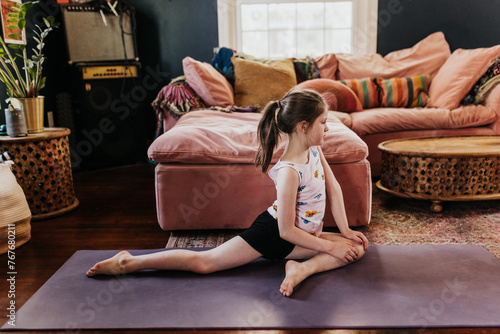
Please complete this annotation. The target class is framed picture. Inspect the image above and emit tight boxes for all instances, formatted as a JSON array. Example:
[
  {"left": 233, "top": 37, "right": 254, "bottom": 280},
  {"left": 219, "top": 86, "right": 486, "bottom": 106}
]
[{"left": 1, "top": 0, "right": 24, "bottom": 44}]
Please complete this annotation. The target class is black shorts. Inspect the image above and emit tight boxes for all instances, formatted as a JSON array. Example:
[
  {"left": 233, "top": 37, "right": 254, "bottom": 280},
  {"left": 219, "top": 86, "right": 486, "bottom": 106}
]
[{"left": 239, "top": 211, "right": 295, "bottom": 260}]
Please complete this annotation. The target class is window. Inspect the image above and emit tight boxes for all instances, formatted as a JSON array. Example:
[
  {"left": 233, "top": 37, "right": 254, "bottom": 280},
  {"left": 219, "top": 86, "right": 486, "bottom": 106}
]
[{"left": 217, "top": 0, "right": 378, "bottom": 58}]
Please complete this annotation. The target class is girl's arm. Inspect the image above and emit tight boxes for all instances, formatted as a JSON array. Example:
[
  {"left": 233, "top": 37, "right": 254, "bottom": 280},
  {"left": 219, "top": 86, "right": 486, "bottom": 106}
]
[
  {"left": 318, "top": 147, "right": 369, "bottom": 250},
  {"left": 275, "top": 167, "right": 346, "bottom": 254}
]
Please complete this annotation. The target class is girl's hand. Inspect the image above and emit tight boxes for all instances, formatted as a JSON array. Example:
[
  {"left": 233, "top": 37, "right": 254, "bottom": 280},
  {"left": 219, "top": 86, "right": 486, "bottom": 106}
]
[
  {"left": 342, "top": 229, "right": 369, "bottom": 251},
  {"left": 326, "top": 239, "right": 359, "bottom": 264}
]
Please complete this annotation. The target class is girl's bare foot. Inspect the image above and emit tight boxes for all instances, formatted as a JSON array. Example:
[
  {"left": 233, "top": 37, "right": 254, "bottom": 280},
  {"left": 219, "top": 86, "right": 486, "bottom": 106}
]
[
  {"left": 280, "top": 260, "right": 310, "bottom": 297},
  {"left": 86, "top": 251, "right": 133, "bottom": 276}
]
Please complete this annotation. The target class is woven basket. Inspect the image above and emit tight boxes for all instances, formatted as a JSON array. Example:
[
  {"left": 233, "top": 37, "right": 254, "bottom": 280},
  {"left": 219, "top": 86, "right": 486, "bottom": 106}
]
[{"left": 0, "top": 161, "right": 31, "bottom": 254}]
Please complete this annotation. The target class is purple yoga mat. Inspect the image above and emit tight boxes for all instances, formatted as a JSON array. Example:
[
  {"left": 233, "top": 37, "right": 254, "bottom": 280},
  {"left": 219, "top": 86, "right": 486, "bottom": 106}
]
[{"left": 2, "top": 245, "right": 500, "bottom": 330}]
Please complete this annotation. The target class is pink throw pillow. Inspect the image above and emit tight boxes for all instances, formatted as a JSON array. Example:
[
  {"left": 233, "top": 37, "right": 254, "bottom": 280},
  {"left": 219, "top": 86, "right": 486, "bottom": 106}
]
[
  {"left": 296, "top": 78, "right": 363, "bottom": 112},
  {"left": 182, "top": 57, "right": 234, "bottom": 107},
  {"left": 336, "top": 31, "right": 451, "bottom": 80},
  {"left": 428, "top": 45, "right": 500, "bottom": 109},
  {"left": 314, "top": 53, "right": 338, "bottom": 79}
]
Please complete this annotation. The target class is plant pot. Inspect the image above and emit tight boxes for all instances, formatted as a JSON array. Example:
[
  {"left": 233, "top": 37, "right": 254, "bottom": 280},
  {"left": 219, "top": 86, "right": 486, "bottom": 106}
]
[{"left": 11, "top": 96, "right": 45, "bottom": 134}]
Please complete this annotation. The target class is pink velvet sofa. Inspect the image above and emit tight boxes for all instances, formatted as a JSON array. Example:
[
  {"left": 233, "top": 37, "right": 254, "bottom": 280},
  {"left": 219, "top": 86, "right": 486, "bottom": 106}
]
[
  {"left": 148, "top": 31, "right": 500, "bottom": 231},
  {"left": 148, "top": 110, "right": 372, "bottom": 231}
]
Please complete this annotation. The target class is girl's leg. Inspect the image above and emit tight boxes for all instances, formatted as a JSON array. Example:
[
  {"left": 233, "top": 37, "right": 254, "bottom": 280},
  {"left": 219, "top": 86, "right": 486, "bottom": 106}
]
[
  {"left": 280, "top": 232, "right": 366, "bottom": 296},
  {"left": 86, "top": 236, "right": 262, "bottom": 276}
]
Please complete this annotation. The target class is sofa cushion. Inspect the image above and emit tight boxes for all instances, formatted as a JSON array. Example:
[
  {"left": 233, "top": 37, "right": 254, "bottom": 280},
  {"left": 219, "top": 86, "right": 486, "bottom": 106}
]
[
  {"left": 328, "top": 111, "right": 352, "bottom": 128},
  {"left": 336, "top": 32, "right": 450, "bottom": 80},
  {"left": 428, "top": 45, "right": 500, "bottom": 109},
  {"left": 148, "top": 110, "right": 367, "bottom": 165},
  {"left": 314, "top": 53, "right": 338, "bottom": 79},
  {"left": 232, "top": 57, "right": 297, "bottom": 108},
  {"left": 182, "top": 57, "right": 234, "bottom": 107},
  {"left": 350, "top": 104, "right": 497, "bottom": 136},
  {"left": 295, "top": 78, "right": 363, "bottom": 112},
  {"left": 340, "top": 75, "right": 431, "bottom": 109}
]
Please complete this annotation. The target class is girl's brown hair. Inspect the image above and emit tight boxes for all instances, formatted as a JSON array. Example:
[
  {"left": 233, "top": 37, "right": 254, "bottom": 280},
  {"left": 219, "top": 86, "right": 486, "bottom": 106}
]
[{"left": 254, "top": 89, "right": 327, "bottom": 173}]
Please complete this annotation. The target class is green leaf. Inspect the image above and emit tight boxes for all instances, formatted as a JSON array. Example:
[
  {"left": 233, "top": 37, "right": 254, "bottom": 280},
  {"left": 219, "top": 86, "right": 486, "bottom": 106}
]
[
  {"left": 8, "top": 13, "right": 19, "bottom": 17},
  {"left": 6, "top": 18, "right": 18, "bottom": 22},
  {"left": 6, "top": 25, "right": 19, "bottom": 30},
  {"left": 10, "top": 7, "right": 21, "bottom": 12},
  {"left": 18, "top": 19, "right": 25, "bottom": 30},
  {"left": 8, "top": 33, "right": 21, "bottom": 39},
  {"left": 38, "top": 76, "right": 46, "bottom": 90},
  {"left": 20, "top": 2, "right": 37, "bottom": 12},
  {"left": 8, "top": 43, "right": 21, "bottom": 49}
]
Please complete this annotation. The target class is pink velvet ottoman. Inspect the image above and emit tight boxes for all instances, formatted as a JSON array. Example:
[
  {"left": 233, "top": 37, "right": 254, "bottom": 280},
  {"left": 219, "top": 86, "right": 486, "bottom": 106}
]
[{"left": 148, "top": 110, "right": 372, "bottom": 230}]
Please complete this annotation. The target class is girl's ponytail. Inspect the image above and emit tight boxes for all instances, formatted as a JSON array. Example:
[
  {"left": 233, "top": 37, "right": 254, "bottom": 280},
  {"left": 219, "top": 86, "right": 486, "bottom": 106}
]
[
  {"left": 255, "top": 100, "right": 281, "bottom": 173},
  {"left": 254, "top": 89, "right": 327, "bottom": 173}
]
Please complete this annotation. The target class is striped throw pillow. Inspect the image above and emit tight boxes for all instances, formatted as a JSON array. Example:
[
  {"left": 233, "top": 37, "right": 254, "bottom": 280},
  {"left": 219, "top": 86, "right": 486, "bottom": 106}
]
[{"left": 340, "top": 75, "right": 431, "bottom": 108}]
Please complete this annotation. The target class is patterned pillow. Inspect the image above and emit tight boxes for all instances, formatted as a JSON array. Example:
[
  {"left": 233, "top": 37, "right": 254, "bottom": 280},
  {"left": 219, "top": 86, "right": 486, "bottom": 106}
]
[
  {"left": 340, "top": 75, "right": 431, "bottom": 108},
  {"left": 296, "top": 78, "right": 363, "bottom": 112},
  {"left": 293, "top": 57, "right": 321, "bottom": 83}
]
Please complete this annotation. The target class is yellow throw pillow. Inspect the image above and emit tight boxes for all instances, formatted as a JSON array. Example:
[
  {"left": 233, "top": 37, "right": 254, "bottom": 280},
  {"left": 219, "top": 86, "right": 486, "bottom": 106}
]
[{"left": 232, "top": 56, "right": 297, "bottom": 108}]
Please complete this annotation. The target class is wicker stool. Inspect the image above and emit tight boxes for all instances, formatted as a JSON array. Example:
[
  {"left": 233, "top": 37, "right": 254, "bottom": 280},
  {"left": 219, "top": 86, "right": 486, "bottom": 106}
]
[{"left": 0, "top": 128, "right": 79, "bottom": 220}]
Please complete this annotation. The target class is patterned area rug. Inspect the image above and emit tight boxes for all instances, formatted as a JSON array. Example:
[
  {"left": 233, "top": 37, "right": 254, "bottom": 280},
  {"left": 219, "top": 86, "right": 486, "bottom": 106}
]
[{"left": 166, "top": 187, "right": 500, "bottom": 258}]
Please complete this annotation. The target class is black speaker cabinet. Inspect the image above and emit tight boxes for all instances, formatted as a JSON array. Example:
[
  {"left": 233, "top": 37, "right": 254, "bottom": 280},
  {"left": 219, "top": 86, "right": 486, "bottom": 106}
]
[
  {"left": 61, "top": 4, "right": 137, "bottom": 63},
  {"left": 72, "top": 63, "right": 147, "bottom": 169}
]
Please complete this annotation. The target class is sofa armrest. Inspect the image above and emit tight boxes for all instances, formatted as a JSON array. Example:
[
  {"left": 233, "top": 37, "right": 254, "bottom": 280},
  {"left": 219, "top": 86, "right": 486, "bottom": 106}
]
[{"left": 484, "top": 84, "right": 500, "bottom": 134}]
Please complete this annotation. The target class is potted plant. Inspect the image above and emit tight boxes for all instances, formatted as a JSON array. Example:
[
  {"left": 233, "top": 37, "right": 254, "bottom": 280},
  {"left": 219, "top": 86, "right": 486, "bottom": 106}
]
[{"left": 0, "top": 0, "right": 59, "bottom": 133}]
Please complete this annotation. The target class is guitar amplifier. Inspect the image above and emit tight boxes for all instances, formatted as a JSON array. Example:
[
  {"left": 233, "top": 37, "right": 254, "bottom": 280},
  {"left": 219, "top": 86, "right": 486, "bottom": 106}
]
[
  {"left": 61, "top": 4, "right": 138, "bottom": 63},
  {"left": 72, "top": 63, "right": 147, "bottom": 169}
]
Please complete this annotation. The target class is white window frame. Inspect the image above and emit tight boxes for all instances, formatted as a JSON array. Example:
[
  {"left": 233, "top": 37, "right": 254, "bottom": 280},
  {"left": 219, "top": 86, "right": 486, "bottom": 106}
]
[{"left": 217, "top": 0, "right": 378, "bottom": 56}]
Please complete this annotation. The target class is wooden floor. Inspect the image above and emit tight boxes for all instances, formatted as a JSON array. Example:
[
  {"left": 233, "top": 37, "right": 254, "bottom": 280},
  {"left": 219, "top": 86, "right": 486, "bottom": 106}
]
[{"left": 0, "top": 163, "right": 497, "bottom": 334}]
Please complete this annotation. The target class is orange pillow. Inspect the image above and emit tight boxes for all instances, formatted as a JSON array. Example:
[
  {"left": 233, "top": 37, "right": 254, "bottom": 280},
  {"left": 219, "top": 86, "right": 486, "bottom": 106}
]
[
  {"left": 428, "top": 45, "right": 500, "bottom": 109},
  {"left": 296, "top": 78, "right": 363, "bottom": 112},
  {"left": 182, "top": 57, "right": 234, "bottom": 107}
]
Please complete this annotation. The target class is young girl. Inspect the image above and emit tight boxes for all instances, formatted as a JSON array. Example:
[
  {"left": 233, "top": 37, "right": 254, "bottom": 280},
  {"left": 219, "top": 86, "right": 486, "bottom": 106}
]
[{"left": 87, "top": 89, "right": 368, "bottom": 297}]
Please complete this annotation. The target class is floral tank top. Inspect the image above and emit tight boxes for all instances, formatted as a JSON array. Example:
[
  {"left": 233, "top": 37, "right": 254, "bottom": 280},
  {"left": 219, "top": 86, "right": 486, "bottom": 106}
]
[{"left": 267, "top": 146, "right": 326, "bottom": 236}]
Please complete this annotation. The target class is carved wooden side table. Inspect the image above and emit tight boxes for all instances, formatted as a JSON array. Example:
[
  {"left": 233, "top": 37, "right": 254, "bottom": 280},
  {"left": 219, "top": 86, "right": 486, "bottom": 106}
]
[
  {"left": 377, "top": 136, "right": 500, "bottom": 212},
  {"left": 0, "top": 128, "right": 79, "bottom": 220}
]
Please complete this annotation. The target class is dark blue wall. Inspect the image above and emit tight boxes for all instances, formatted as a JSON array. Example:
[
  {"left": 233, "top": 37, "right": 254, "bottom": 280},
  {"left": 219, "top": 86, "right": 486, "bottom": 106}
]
[
  {"left": 128, "top": 0, "right": 218, "bottom": 80},
  {"left": 377, "top": 0, "right": 500, "bottom": 55}
]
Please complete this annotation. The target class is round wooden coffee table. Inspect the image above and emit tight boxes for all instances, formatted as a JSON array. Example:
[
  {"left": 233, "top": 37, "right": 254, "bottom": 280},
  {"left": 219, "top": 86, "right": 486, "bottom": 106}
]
[
  {"left": 0, "top": 128, "right": 79, "bottom": 220},
  {"left": 376, "top": 136, "right": 500, "bottom": 212}
]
